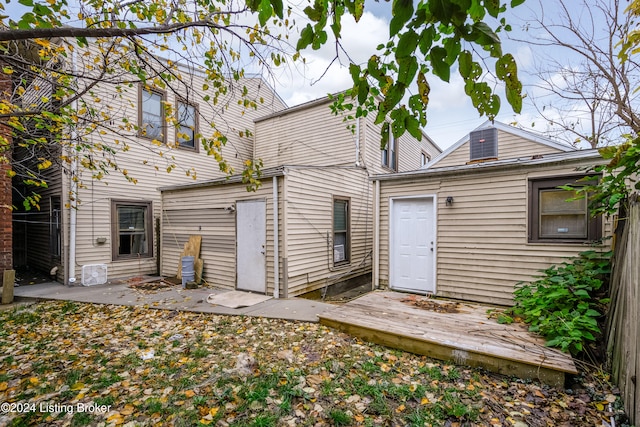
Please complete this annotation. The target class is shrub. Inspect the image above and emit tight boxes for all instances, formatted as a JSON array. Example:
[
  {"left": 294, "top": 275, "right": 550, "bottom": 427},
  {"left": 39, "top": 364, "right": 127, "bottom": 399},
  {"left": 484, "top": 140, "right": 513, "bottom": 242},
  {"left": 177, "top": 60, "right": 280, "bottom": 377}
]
[{"left": 510, "top": 250, "right": 611, "bottom": 355}]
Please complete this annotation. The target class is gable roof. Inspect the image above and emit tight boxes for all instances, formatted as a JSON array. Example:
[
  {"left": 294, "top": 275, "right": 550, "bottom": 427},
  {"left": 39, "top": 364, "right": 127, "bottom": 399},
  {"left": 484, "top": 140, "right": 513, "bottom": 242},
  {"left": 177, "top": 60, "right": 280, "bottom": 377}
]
[
  {"left": 372, "top": 148, "right": 602, "bottom": 182},
  {"left": 425, "top": 120, "right": 573, "bottom": 169}
]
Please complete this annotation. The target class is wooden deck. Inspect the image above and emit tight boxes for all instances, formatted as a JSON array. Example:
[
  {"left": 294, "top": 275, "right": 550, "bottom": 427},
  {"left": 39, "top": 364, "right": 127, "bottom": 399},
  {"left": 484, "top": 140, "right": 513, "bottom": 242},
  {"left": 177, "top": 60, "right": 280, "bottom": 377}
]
[{"left": 319, "top": 291, "right": 577, "bottom": 388}]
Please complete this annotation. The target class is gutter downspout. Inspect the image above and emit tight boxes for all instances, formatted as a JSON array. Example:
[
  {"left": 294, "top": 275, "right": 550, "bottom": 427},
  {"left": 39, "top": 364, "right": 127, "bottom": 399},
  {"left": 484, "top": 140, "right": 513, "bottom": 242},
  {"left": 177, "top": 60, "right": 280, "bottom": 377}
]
[
  {"left": 272, "top": 175, "right": 279, "bottom": 299},
  {"left": 68, "top": 50, "right": 78, "bottom": 285},
  {"left": 373, "top": 179, "right": 380, "bottom": 290},
  {"left": 355, "top": 117, "right": 361, "bottom": 167}
]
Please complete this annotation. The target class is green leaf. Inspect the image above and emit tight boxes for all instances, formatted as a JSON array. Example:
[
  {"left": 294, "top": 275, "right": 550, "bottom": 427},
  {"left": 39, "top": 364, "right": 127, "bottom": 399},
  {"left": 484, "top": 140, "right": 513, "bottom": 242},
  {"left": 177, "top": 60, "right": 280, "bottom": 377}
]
[
  {"left": 485, "top": 0, "right": 501, "bottom": 17},
  {"left": 349, "top": 63, "right": 361, "bottom": 82},
  {"left": 367, "top": 56, "right": 386, "bottom": 82},
  {"left": 430, "top": 46, "right": 449, "bottom": 82},
  {"left": 312, "top": 30, "right": 327, "bottom": 49},
  {"left": 303, "top": 5, "right": 323, "bottom": 22},
  {"left": 511, "top": 0, "right": 526, "bottom": 6},
  {"left": 396, "top": 30, "right": 420, "bottom": 58},
  {"left": 470, "top": 21, "right": 500, "bottom": 45},
  {"left": 390, "top": 0, "right": 414, "bottom": 37},
  {"left": 418, "top": 26, "right": 435, "bottom": 55},
  {"left": 458, "top": 51, "right": 472, "bottom": 78},
  {"left": 18, "top": 0, "right": 34, "bottom": 6},
  {"left": 271, "top": 0, "right": 283, "bottom": 18},
  {"left": 258, "top": 0, "right": 272, "bottom": 26},
  {"left": 506, "top": 86, "right": 522, "bottom": 113},
  {"left": 397, "top": 56, "right": 418, "bottom": 86},
  {"left": 443, "top": 37, "right": 461, "bottom": 65},
  {"left": 297, "top": 24, "right": 314, "bottom": 50},
  {"left": 405, "top": 115, "right": 421, "bottom": 139},
  {"left": 357, "top": 80, "right": 369, "bottom": 105}
]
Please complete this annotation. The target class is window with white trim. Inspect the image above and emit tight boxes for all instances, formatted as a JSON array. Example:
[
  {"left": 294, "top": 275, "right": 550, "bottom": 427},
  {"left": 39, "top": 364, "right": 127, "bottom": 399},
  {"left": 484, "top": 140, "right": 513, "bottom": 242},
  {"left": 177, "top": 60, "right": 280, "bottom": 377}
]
[
  {"left": 333, "top": 197, "right": 350, "bottom": 265},
  {"left": 112, "top": 200, "right": 153, "bottom": 260},
  {"left": 381, "top": 123, "right": 397, "bottom": 171},
  {"left": 420, "top": 151, "right": 430, "bottom": 167}
]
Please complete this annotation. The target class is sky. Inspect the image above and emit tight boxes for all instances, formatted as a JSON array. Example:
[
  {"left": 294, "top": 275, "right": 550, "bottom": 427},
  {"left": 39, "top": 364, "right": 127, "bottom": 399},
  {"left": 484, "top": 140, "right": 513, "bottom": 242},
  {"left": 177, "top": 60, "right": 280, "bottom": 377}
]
[
  {"left": 266, "top": 0, "right": 627, "bottom": 150},
  {"left": 4, "top": 0, "right": 625, "bottom": 151}
]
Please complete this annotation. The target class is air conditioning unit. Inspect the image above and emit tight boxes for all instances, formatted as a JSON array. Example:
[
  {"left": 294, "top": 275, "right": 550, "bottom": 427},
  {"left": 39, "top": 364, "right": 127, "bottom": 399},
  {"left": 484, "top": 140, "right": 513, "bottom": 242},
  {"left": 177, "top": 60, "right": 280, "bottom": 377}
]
[{"left": 82, "top": 264, "right": 108, "bottom": 286}]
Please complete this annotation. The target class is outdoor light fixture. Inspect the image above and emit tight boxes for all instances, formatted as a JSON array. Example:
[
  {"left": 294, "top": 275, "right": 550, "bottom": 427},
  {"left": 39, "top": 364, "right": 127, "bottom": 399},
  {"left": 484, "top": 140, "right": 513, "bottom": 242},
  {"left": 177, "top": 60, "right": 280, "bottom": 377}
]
[
  {"left": 446, "top": 196, "right": 454, "bottom": 206},
  {"left": 225, "top": 204, "right": 236, "bottom": 213}
]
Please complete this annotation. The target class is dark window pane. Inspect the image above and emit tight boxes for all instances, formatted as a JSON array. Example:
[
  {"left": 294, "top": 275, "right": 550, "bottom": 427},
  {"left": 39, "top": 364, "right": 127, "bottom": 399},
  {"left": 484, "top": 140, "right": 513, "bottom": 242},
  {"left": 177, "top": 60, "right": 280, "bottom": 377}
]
[
  {"left": 141, "top": 90, "right": 163, "bottom": 139},
  {"left": 333, "top": 200, "right": 348, "bottom": 231},
  {"left": 117, "top": 205, "right": 148, "bottom": 256},
  {"left": 177, "top": 102, "right": 196, "bottom": 148}
]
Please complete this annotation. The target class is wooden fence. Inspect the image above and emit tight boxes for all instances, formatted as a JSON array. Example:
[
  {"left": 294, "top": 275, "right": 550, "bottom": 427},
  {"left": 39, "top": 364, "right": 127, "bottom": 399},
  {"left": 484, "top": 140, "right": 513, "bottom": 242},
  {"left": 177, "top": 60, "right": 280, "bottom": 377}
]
[{"left": 606, "top": 193, "right": 639, "bottom": 425}]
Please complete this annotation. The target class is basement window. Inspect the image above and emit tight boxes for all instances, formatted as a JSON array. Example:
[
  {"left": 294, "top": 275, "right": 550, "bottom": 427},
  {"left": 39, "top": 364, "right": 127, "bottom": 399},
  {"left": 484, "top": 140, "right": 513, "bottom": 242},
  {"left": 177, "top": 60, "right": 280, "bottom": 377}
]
[
  {"left": 112, "top": 200, "right": 153, "bottom": 260},
  {"left": 529, "top": 176, "right": 601, "bottom": 243}
]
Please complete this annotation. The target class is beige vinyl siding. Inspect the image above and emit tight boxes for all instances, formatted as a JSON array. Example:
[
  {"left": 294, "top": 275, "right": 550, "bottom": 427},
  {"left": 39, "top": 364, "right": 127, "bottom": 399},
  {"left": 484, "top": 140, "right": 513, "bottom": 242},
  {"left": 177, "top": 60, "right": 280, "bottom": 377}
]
[
  {"left": 161, "top": 179, "right": 281, "bottom": 294},
  {"left": 68, "top": 72, "right": 284, "bottom": 280},
  {"left": 434, "top": 129, "right": 567, "bottom": 168},
  {"left": 254, "top": 99, "right": 357, "bottom": 168},
  {"left": 362, "top": 118, "right": 440, "bottom": 175},
  {"left": 284, "top": 167, "right": 373, "bottom": 296},
  {"left": 378, "top": 160, "right": 610, "bottom": 306}
]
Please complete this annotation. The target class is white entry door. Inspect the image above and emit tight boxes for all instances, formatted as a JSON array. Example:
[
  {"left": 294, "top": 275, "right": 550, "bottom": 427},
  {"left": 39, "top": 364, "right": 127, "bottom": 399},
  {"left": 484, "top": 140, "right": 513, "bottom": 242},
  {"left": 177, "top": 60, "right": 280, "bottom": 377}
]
[
  {"left": 236, "top": 199, "right": 267, "bottom": 293},
  {"left": 390, "top": 197, "right": 436, "bottom": 294}
]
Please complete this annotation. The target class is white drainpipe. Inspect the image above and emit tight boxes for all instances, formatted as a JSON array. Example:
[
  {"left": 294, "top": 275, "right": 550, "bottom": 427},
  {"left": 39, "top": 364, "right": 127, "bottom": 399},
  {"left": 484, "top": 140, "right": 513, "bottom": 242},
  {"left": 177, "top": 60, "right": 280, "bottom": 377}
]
[
  {"left": 355, "top": 117, "right": 361, "bottom": 167},
  {"left": 68, "top": 50, "right": 78, "bottom": 285},
  {"left": 373, "top": 179, "right": 380, "bottom": 290},
  {"left": 273, "top": 175, "right": 279, "bottom": 298}
]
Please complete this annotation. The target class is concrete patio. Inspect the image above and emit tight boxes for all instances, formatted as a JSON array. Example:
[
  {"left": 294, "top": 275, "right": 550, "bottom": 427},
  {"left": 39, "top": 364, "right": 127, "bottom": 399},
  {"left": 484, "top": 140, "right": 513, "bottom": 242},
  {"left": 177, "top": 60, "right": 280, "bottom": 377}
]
[{"left": 9, "top": 280, "right": 334, "bottom": 322}]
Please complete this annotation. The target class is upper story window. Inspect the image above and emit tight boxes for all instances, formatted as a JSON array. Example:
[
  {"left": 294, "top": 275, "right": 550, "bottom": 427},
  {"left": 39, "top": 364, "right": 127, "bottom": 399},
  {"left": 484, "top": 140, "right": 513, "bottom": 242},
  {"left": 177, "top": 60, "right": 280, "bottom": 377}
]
[
  {"left": 176, "top": 99, "right": 198, "bottom": 150},
  {"left": 528, "top": 176, "right": 601, "bottom": 243},
  {"left": 382, "top": 123, "right": 398, "bottom": 171},
  {"left": 139, "top": 86, "right": 165, "bottom": 142},
  {"left": 469, "top": 128, "right": 498, "bottom": 162},
  {"left": 420, "top": 151, "right": 430, "bottom": 167}
]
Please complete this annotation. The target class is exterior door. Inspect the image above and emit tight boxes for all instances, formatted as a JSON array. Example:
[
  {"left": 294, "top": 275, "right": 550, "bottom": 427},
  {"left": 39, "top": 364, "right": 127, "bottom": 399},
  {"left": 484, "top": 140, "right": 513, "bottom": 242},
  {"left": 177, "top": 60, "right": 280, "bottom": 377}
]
[
  {"left": 390, "top": 196, "right": 436, "bottom": 294},
  {"left": 236, "top": 199, "right": 267, "bottom": 293}
]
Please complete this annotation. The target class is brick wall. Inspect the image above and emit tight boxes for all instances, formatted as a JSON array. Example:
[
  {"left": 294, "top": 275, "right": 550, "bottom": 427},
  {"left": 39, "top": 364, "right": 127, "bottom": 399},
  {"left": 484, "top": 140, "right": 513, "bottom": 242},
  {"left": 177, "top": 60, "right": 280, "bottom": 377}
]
[{"left": 0, "top": 68, "right": 12, "bottom": 273}]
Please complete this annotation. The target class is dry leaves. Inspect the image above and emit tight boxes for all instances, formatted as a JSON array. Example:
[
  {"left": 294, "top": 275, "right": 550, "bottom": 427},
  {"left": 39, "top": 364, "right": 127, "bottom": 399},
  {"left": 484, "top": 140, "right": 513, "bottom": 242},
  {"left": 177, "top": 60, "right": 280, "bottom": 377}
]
[{"left": 0, "top": 301, "right": 629, "bottom": 426}]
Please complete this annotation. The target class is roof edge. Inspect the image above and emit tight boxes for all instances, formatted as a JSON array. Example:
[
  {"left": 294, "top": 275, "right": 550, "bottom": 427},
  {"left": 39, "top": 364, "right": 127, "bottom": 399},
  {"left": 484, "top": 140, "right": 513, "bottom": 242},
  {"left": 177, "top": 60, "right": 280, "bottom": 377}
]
[
  {"left": 372, "top": 149, "right": 603, "bottom": 182},
  {"left": 159, "top": 166, "right": 285, "bottom": 192},
  {"left": 426, "top": 120, "right": 574, "bottom": 169}
]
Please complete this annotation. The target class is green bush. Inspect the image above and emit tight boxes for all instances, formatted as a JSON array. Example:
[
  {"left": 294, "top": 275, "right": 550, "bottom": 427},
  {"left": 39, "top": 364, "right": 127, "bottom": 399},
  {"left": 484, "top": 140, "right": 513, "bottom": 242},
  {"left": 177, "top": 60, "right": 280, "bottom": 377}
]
[{"left": 510, "top": 250, "right": 611, "bottom": 355}]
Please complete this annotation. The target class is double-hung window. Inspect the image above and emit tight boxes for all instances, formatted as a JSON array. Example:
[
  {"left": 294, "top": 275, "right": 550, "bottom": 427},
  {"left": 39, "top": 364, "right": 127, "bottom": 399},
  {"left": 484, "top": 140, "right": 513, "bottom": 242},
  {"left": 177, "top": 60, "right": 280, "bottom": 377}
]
[
  {"left": 139, "top": 87, "right": 165, "bottom": 142},
  {"left": 112, "top": 200, "right": 153, "bottom": 260},
  {"left": 420, "top": 151, "right": 430, "bottom": 167},
  {"left": 381, "top": 123, "right": 397, "bottom": 171},
  {"left": 333, "top": 197, "right": 350, "bottom": 265},
  {"left": 529, "top": 176, "right": 601, "bottom": 243},
  {"left": 176, "top": 99, "right": 198, "bottom": 150}
]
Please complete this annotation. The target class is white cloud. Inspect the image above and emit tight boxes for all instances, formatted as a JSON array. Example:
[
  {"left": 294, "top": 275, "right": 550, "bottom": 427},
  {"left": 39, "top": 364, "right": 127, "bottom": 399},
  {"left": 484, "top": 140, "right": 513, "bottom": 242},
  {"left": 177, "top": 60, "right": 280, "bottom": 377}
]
[{"left": 270, "top": 10, "right": 389, "bottom": 106}]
